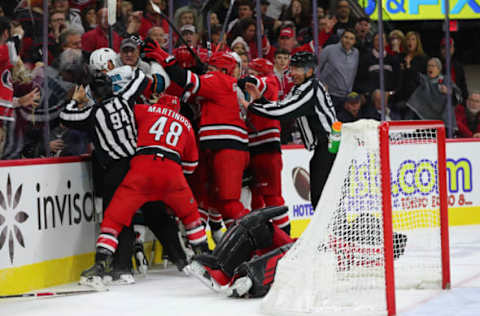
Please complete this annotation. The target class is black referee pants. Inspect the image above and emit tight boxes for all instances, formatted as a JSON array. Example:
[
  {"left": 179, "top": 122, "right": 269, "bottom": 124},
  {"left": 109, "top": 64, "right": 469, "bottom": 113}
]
[
  {"left": 93, "top": 157, "right": 136, "bottom": 271},
  {"left": 309, "top": 143, "right": 336, "bottom": 210}
]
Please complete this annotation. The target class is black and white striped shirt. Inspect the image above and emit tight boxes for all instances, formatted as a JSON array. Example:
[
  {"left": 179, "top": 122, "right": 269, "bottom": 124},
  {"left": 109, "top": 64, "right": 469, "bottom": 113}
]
[
  {"left": 249, "top": 77, "right": 337, "bottom": 151},
  {"left": 60, "top": 69, "right": 148, "bottom": 166}
]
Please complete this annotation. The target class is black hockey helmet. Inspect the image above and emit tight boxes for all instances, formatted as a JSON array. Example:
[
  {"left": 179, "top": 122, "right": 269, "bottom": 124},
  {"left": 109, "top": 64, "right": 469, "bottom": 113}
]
[
  {"left": 88, "top": 70, "right": 113, "bottom": 101},
  {"left": 290, "top": 52, "right": 317, "bottom": 69}
]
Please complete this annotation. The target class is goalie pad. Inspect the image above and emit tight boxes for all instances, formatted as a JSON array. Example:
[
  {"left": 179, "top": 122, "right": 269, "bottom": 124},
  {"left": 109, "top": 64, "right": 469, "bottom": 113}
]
[
  {"left": 230, "top": 243, "right": 293, "bottom": 298},
  {"left": 195, "top": 206, "right": 288, "bottom": 277}
]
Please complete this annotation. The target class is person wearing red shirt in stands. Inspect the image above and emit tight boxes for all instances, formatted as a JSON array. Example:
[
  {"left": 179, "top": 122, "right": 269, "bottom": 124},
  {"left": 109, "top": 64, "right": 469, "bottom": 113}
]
[
  {"left": 144, "top": 40, "right": 250, "bottom": 228},
  {"left": 292, "top": 15, "right": 339, "bottom": 56},
  {"left": 82, "top": 7, "right": 122, "bottom": 52},
  {"left": 137, "top": 0, "right": 169, "bottom": 40},
  {"left": 456, "top": 92, "right": 480, "bottom": 138}
]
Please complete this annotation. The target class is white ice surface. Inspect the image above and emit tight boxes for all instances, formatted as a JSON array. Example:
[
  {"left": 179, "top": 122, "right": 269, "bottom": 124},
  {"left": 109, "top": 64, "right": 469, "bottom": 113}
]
[{"left": 1, "top": 225, "right": 479, "bottom": 316}]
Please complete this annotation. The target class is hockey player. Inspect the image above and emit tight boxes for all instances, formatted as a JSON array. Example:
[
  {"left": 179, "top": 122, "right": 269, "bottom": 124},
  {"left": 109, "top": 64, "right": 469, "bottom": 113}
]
[
  {"left": 244, "top": 52, "right": 337, "bottom": 209},
  {"left": 143, "top": 39, "right": 250, "bottom": 228},
  {"left": 80, "top": 94, "right": 209, "bottom": 287},
  {"left": 186, "top": 208, "right": 408, "bottom": 298},
  {"left": 238, "top": 58, "right": 290, "bottom": 234},
  {"left": 88, "top": 47, "right": 188, "bottom": 274}
]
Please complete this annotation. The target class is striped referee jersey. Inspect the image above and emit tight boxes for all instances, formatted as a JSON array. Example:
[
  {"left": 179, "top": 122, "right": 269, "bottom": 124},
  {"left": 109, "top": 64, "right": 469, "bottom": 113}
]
[
  {"left": 249, "top": 77, "right": 337, "bottom": 151},
  {"left": 60, "top": 69, "right": 148, "bottom": 166}
]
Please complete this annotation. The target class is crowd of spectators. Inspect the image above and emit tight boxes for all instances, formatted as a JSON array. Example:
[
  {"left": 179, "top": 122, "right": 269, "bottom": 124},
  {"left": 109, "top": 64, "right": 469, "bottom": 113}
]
[{"left": 0, "top": 0, "right": 479, "bottom": 160}]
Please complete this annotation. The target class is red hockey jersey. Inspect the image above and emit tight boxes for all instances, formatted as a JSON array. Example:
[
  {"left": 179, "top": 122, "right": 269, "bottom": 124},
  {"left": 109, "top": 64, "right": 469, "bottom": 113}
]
[
  {"left": 247, "top": 74, "right": 281, "bottom": 154},
  {"left": 185, "top": 70, "right": 248, "bottom": 151},
  {"left": 273, "top": 69, "right": 294, "bottom": 101},
  {"left": 0, "top": 44, "right": 14, "bottom": 124},
  {"left": 134, "top": 104, "right": 198, "bottom": 174}
]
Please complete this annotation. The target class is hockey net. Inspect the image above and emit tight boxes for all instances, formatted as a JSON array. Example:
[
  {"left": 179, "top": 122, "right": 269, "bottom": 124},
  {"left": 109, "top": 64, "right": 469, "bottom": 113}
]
[{"left": 262, "top": 120, "right": 450, "bottom": 316}]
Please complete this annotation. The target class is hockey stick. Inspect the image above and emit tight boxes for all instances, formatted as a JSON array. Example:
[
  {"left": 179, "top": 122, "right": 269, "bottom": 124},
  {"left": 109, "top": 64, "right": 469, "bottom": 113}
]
[
  {"left": 149, "top": 0, "right": 206, "bottom": 70},
  {"left": 217, "top": 0, "right": 236, "bottom": 52},
  {"left": 0, "top": 288, "right": 105, "bottom": 299}
]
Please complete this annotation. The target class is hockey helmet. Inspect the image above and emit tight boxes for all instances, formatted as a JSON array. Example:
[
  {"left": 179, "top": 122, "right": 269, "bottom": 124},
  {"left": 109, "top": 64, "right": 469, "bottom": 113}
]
[
  {"left": 248, "top": 58, "right": 274, "bottom": 76},
  {"left": 157, "top": 94, "right": 181, "bottom": 112},
  {"left": 290, "top": 51, "right": 317, "bottom": 69},
  {"left": 89, "top": 48, "right": 117, "bottom": 72},
  {"left": 207, "top": 52, "right": 237, "bottom": 76}
]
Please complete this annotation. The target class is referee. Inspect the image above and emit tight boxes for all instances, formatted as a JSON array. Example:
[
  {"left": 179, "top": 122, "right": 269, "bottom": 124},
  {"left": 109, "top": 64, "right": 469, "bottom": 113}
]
[
  {"left": 245, "top": 52, "right": 337, "bottom": 209},
  {"left": 60, "top": 69, "right": 148, "bottom": 281}
]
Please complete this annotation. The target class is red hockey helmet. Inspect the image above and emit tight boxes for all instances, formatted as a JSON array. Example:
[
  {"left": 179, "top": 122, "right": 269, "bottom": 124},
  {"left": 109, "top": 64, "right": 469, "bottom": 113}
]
[
  {"left": 173, "top": 46, "right": 196, "bottom": 69},
  {"left": 207, "top": 52, "right": 237, "bottom": 76},
  {"left": 156, "top": 94, "right": 181, "bottom": 112},
  {"left": 248, "top": 58, "right": 274, "bottom": 76}
]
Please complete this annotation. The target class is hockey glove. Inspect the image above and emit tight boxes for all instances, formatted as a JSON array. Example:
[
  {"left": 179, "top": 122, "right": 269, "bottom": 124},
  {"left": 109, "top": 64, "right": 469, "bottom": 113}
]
[{"left": 143, "top": 37, "right": 175, "bottom": 67}]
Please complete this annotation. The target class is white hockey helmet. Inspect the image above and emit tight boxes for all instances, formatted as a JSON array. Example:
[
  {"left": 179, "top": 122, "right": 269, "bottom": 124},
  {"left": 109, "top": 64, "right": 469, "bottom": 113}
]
[{"left": 89, "top": 48, "right": 117, "bottom": 72}]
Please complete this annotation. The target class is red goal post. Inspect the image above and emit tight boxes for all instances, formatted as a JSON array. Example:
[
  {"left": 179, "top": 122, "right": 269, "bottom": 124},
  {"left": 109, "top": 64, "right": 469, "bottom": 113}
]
[{"left": 379, "top": 121, "right": 451, "bottom": 316}]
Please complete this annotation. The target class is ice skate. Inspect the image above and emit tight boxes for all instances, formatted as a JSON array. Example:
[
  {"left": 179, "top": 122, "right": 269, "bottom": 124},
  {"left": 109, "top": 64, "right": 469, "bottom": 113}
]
[
  {"left": 228, "top": 276, "right": 253, "bottom": 298},
  {"left": 134, "top": 242, "right": 149, "bottom": 275},
  {"left": 79, "top": 252, "right": 113, "bottom": 290}
]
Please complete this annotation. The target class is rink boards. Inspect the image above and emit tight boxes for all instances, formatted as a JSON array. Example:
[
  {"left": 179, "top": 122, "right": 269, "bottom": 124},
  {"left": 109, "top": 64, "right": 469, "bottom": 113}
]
[{"left": 0, "top": 140, "right": 479, "bottom": 295}]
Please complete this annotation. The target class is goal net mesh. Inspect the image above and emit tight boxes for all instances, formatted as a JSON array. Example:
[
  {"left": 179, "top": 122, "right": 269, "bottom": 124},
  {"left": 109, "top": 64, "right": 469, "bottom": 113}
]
[{"left": 261, "top": 120, "right": 443, "bottom": 315}]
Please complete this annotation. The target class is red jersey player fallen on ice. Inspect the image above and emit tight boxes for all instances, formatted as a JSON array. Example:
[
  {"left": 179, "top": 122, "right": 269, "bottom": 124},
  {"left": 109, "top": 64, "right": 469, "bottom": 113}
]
[
  {"left": 185, "top": 209, "right": 409, "bottom": 298},
  {"left": 80, "top": 94, "right": 209, "bottom": 288}
]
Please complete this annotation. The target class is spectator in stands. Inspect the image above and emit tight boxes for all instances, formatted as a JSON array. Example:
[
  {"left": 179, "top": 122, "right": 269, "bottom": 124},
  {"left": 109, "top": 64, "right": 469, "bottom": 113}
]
[
  {"left": 175, "top": 6, "right": 201, "bottom": 34},
  {"left": 337, "top": 91, "right": 362, "bottom": 123},
  {"left": 354, "top": 17, "right": 372, "bottom": 56},
  {"left": 266, "top": 0, "right": 291, "bottom": 20},
  {"left": 333, "top": 0, "right": 356, "bottom": 37},
  {"left": 260, "top": 0, "right": 278, "bottom": 43},
  {"left": 354, "top": 32, "right": 401, "bottom": 96},
  {"left": 273, "top": 48, "right": 294, "bottom": 100},
  {"left": 49, "top": 11, "right": 68, "bottom": 48},
  {"left": 228, "top": 0, "right": 254, "bottom": 33},
  {"left": 48, "top": 123, "right": 89, "bottom": 157},
  {"left": 230, "top": 18, "right": 273, "bottom": 60},
  {"left": 367, "top": 89, "right": 402, "bottom": 121},
  {"left": 279, "top": 0, "right": 311, "bottom": 43},
  {"left": 82, "top": 7, "right": 122, "bottom": 53},
  {"left": 439, "top": 38, "right": 469, "bottom": 104},
  {"left": 0, "top": 5, "right": 4, "bottom": 17},
  {"left": 52, "top": 0, "right": 84, "bottom": 32},
  {"left": 147, "top": 26, "right": 168, "bottom": 49},
  {"left": 292, "top": 14, "right": 338, "bottom": 55},
  {"left": 138, "top": 0, "right": 169, "bottom": 40},
  {"left": 209, "top": 12, "right": 220, "bottom": 27},
  {"left": 388, "top": 29, "right": 404, "bottom": 55},
  {"left": 405, "top": 57, "right": 461, "bottom": 134},
  {"left": 59, "top": 28, "right": 83, "bottom": 51},
  {"left": 14, "top": 0, "right": 44, "bottom": 63},
  {"left": 81, "top": 6, "right": 97, "bottom": 32},
  {"left": 276, "top": 27, "right": 297, "bottom": 54},
  {"left": 455, "top": 92, "right": 480, "bottom": 138},
  {"left": 396, "top": 31, "right": 428, "bottom": 102},
  {"left": 116, "top": 38, "right": 151, "bottom": 76},
  {"left": 231, "top": 36, "right": 250, "bottom": 55},
  {"left": 318, "top": 29, "right": 359, "bottom": 110}
]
